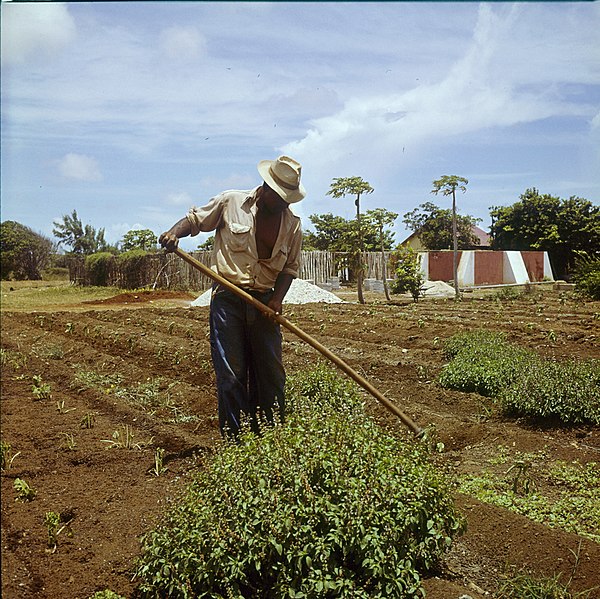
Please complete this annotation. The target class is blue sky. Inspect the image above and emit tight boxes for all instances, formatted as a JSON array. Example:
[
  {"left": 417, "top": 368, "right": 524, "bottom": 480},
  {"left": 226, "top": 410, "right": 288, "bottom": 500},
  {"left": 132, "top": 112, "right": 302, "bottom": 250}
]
[{"left": 1, "top": 1, "right": 599, "bottom": 252}]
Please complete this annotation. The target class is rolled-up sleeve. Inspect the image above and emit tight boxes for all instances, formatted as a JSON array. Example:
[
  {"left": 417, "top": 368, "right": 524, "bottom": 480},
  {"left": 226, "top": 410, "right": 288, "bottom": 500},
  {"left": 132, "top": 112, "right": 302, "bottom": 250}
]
[{"left": 186, "top": 194, "right": 226, "bottom": 236}]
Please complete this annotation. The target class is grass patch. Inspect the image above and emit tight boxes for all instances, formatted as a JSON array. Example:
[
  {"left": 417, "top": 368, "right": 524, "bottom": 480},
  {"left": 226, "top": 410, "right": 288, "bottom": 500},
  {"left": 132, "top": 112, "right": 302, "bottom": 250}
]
[
  {"left": 135, "top": 364, "right": 463, "bottom": 598},
  {"left": 0, "top": 281, "right": 120, "bottom": 311},
  {"left": 495, "top": 569, "right": 595, "bottom": 598}
]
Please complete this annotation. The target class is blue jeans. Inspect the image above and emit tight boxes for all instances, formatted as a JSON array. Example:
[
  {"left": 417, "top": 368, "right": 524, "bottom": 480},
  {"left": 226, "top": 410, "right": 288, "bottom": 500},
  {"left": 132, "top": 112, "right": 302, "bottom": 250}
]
[{"left": 209, "top": 284, "right": 285, "bottom": 437}]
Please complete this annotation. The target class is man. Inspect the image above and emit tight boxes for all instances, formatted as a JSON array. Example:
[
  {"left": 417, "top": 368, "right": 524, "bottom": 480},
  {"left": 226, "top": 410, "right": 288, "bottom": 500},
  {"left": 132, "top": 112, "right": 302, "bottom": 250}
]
[{"left": 159, "top": 155, "right": 305, "bottom": 437}]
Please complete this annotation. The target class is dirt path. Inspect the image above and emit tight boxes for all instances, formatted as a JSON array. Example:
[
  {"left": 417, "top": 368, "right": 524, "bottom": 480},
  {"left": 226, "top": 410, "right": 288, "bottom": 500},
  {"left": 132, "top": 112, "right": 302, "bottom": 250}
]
[{"left": 1, "top": 288, "right": 599, "bottom": 598}]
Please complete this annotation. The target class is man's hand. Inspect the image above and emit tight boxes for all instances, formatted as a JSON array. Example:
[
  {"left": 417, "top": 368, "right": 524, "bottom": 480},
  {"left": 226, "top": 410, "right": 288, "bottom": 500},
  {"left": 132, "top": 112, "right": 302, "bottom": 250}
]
[
  {"left": 268, "top": 297, "right": 283, "bottom": 316},
  {"left": 159, "top": 231, "right": 180, "bottom": 253},
  {"left": 159, "top": 217, "right": 192, "bottom": 252}
]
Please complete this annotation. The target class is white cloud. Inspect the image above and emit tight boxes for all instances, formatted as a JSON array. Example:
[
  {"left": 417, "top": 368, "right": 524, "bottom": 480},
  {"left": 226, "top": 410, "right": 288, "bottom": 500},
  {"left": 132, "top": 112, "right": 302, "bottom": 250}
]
[
  {"left": 1, "top": 3, "right": 76, "bottom": 66},
  {"left": 159, "top": 25, "right": 206, "bottom": 60},
  {"left": 165, "top": 192, "right": 193, "bottom": 206},
  {"left": 282, "top": 3, "right": 597, "bottom": 181},
  {"left": 199, "top": 174, "right": 257, "bottom": 193},
  {"left": 58, "top": 153, "right": 103, "bottom": 182}
]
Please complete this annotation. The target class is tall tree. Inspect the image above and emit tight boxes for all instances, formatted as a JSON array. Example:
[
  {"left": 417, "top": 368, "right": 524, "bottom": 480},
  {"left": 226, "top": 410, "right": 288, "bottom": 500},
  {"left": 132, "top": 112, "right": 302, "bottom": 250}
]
[
  {"left": 53, "top": 210, "right": 108, "bottom": 255},
  {"left": 365, "top": 208, "right": 398, "bottom": 301},
  {"left": 120, "top": 228, "right": 158, "bottom": 252},
  {"left": 403, "top": 202, "right": 481, "bottom": 250},
  {"left": 0, "top": 221, "right": 55, "bottom": 280},
  {"left": 327, "top": 176, "right": 374, "bottom": 303},
  {"left": 431, "top": 175, "right": 468, "bottom": 299},
  {"left": 489, "top": 189, "right": 600, "bottom": 279}
]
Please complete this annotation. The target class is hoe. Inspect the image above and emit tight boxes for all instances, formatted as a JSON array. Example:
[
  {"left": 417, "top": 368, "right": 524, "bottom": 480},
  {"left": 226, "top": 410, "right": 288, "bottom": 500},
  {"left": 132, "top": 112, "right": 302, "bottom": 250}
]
[{"left": 174, "top": 247, "right": 423, "bottom": 437}]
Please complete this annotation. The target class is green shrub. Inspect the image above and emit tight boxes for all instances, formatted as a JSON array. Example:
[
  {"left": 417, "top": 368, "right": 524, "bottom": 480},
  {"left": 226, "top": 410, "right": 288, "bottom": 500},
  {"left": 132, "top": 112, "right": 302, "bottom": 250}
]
[
  {"left": 389, "top": 246, "right": 425, "bottom": 302},
  {"left": 500, "top": 357, "right": 600, "bottom": 425},
  {"left": 439, "top": 330, "right": 600, "bottom": 425},
  {"left": 135, "top": 365, "right": 463, "bottom": 598},
  {"left": 572, "top": 251, "right": 600, "bottom": 300},
  {"left": 85, "top": 252, "right": 115, "bottom": 286},
  {"left": 115, "top": 249, "right": 152, "bottom": 289},
  {"left": 439, "top": 330, "right": 531, "bottom": 397}
]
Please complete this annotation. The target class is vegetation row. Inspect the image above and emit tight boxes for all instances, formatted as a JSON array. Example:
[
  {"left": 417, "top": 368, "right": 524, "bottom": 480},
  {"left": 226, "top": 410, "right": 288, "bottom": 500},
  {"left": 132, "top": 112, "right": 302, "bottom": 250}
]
[
  {"left": 439, "top": 330, "right": 600, "bottom": 425},
  {"left": 134, "top": 364, "right": 464, "bottom": 598}
]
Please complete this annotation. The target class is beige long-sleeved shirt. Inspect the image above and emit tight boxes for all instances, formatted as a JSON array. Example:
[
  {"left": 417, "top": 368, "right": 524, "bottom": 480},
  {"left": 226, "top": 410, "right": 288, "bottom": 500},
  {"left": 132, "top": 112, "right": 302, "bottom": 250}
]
[{"left": 186, "top": 187, "right": 302, "bottom": 291}]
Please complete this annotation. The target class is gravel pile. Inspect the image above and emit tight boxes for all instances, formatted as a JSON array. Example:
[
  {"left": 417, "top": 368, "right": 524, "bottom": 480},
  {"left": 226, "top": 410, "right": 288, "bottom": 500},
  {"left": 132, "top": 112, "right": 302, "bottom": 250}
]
[{"left": 190, "top": 278, "right": 344, "bottom": 307}]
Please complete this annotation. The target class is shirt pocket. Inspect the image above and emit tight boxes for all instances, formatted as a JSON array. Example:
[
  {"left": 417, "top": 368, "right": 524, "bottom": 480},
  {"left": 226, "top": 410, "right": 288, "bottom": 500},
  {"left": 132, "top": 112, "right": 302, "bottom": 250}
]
[
  {"left": 269, "top": 244, "right": 288, "bottom": 271},
  {"left": 226, "top": 223, "right": 252, "bottom": 252}
]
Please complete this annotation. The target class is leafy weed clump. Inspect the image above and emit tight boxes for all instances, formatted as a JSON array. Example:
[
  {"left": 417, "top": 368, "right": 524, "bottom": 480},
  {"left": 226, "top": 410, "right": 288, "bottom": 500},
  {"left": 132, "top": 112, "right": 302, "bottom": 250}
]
[
  {"left": 439, "top": 330, "right": 531, "bottom": 397},
  {"left": 500, "top": 357, "right": 599, "bottom": 425},
  {"left": 135, "top": 364, "right": 463, "bottom": 598},
  {"left": 439, "top": 330, "right": 599, "bottom": 425}
]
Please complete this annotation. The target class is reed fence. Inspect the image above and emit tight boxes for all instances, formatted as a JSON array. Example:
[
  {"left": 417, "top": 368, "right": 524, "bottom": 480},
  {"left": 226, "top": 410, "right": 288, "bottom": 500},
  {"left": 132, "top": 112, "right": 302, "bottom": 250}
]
[{"left": 68, "top": 250, "right": 394, "bottom": 291}]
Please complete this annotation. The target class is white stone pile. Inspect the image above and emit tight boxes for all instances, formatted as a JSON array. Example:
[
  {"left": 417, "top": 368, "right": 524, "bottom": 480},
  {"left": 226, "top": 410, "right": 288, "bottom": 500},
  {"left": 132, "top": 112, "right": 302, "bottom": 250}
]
[{"left": 190, "top": 278, "right": 344, "bottom": 307}]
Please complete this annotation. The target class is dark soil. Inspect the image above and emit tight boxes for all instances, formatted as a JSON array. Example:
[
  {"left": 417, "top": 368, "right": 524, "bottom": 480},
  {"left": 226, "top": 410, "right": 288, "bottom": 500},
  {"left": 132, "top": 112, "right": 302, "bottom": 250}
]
[{"left": 1, "top": 287, "right": 599, "bottom": 598}]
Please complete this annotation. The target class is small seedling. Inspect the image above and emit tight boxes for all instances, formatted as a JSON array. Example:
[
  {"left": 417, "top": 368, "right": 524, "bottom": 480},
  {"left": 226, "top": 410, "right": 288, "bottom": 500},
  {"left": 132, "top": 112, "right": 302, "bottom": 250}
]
[
  {"left": 44, "top": 511, "right": 66, "bottom": 551},
  {"left": 80, "top": 412, "right": 97, "bottom": 429},
  {"left": 507, "top": 458, "right": 533, "bottom": 495},
  {"left": 59, "top": 432, "right": 77, "bottom": 451},
  {"left": 65, "top": 322, "right": 74, "bottom": 334},
  {"left": 32, "top": 375, "right": 52, "bottom": 400},
  {"left": 14, "top": 478, "right": 36, "bottom": 502},
  {"left": 56, "top": 399, "right": 76, "bottom": 414},
  {"left": 102, "top": 425, "right": 152, "bottom": 450},
  {"left": 1, "top": 441, "right": 21, "bottom": 471},
  {"left": 150, "top": 447, "right": 168, "bottom": 477}
]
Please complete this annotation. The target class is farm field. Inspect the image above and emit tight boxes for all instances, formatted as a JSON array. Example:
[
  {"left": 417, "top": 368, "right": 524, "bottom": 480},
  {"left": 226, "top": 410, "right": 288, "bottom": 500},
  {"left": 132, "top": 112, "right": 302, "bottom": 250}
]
[{"left": 1, "top": 282, "right": 599, "bottom": 598}]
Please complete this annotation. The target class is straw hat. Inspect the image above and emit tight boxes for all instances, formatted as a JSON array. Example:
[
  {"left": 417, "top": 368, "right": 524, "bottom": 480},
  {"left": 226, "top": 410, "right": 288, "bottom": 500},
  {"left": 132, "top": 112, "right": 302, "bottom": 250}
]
[{"left": 257, "top": 155, "right": 306, "bottom": 204}]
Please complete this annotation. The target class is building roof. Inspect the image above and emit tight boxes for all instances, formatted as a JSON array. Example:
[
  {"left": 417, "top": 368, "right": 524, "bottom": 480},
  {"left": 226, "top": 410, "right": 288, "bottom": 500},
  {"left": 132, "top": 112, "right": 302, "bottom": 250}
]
[{"left": 401, "top": 224, "right": 490, "bottom": 248}]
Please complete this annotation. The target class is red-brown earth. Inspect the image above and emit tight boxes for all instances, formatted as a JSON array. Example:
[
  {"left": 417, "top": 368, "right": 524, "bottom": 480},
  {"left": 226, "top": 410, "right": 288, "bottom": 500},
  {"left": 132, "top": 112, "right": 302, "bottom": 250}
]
[{"left": 1, "top": 286, "right": 599, "bottom": 598}]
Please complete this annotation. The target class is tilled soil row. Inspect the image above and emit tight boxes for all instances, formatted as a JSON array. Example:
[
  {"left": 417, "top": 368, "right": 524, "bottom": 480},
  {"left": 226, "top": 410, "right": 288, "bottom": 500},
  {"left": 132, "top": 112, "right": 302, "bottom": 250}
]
[{"left": 2, "top": 294, "right": 599, "bottom": 598}]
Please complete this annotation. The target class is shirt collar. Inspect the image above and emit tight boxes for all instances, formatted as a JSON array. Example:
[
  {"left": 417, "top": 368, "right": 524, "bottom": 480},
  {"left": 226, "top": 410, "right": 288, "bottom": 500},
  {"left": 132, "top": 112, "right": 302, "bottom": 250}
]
[{"left": 243, "top": 186, "right": 262, "bottom": 208}]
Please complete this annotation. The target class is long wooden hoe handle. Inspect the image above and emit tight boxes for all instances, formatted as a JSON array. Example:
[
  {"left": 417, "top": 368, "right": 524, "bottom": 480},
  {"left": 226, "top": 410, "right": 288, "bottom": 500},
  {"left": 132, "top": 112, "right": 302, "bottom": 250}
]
[{"left": 173, "top": 247, "right": 423, "bottom": 437}]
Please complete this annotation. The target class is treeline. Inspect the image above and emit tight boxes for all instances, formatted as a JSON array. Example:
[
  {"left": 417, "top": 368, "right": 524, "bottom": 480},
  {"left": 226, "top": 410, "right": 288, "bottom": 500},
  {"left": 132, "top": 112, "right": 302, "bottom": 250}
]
[{"left": 2, "top": 183, "right": 598, "bottom": 289}]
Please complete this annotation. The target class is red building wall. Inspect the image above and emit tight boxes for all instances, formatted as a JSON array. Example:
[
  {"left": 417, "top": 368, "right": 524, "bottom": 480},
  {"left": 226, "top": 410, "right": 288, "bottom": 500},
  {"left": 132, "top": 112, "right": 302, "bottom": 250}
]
[
  {"left": 428, "top": 251, "right": 461, "bottom": 281},
  {"left": 521, "top": 251, "right": 545, "bottom": 282},
  {"left": 474, "top": 252, "right": 504, "bottom": 285}
]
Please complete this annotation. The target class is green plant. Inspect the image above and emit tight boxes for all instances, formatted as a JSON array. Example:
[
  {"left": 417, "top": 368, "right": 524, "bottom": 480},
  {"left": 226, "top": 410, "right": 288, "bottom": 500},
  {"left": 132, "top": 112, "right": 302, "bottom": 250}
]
[
  {"left": 1, "top": 348, "right": 28, "bottom": 370},
  {"left": 495, "top": 569, "right": 594, "bottom": 598},
  {"left": 59, "top": 432, "right": 77, "bottom": 451},
  {"left": 80, "top": 412, "right": 97, "bottom": 429},
  {"left": 389, "top": 245, "right": 425, "bottom": 302},
  {"left": 56, "top": 399, "right": 76, "bottom": 414},
  {"left": 572, "top": 251, "right": 600, "bottom": 300},
  {"left": 458, "top": 456, "right": 599, "bottom": 543},
  {"left": 1, "top": 441, "right": 21, "bottom": 470},
  {"left": 86, "top": 590, "right": 126, "bottom": 599},
  {"left": 102, "top": 425, "right": 152, "bottom": 450},
  {"left": 84, "top": 252, "right": 115, "bottom": 286},
  {"left": 31, "top": 374, "right": 52, "bottom": 400},
  {"left": 150, "top": 447, "right": 168, "bottom": 477},
  {"left": 438, "top": 331, "right": 599, "bottom": 425},
  {"left": 14, "top": 478, "right": 36, "bottom": 502},
  {"left": 135, "top": 364, "right": 463, "bottom": 598},
  {"left": 44, "top": 511, "right": 67, "bottom": 551},
  {"left": 439, "top": 330, "right": 531, "bottom": 397},
  {"left": 500, "top": 357, "right": 599, "bottom": 425}
]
